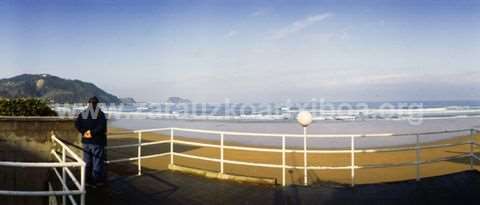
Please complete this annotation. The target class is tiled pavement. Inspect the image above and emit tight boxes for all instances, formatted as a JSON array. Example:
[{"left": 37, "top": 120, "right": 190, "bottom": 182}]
[{"left": 86, "top": 169, "right": 480, "bottom": 205}]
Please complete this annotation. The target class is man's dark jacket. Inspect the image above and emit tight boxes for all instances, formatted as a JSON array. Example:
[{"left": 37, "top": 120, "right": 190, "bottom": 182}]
[{"left": 75, "top": 108, "right": 107, "bottom": 146}]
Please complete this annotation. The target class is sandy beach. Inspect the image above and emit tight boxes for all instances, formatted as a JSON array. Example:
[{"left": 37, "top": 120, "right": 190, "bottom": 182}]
[
  {"left": 110, "top": 118, "right": 480, "bottom": 149},
  {"left": 106, "top": 127, "right": 480, "bottom": 185}
]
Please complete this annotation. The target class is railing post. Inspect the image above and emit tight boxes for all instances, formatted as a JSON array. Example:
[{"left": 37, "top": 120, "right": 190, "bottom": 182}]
[
  {"left": 303, "top": 127, "right": 308, "bottom": 186},
  {"left": 170, "top": 128, "right": 174, "bottom": 165},
  {"left": 137, "top": 132, "right": 142, "bottom": 176},
  {"left": 416, "top": 134, "right": 421, "bottom": 181},
  {"left": 220, "top": 133, "right": 224, "bottom": 174},
  {"left": 62, "top": 146, "right": 66, "bottom": 205},
  {"left": 470, "top": 129, "right": 474, "bottom": 169},
  {"left": 80, "top": 164, "right": 85, "bottom": 205},
  {"left": 282, "top": 135, "right": 286, "bottom": 187},
  {"left": 351, "top": 135, "right": 355, "bottom": 187}
]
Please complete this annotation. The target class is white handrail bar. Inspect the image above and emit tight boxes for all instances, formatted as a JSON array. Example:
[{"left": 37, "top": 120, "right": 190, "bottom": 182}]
[
  {"left": 51, "top": 151, "right": 82, "bottom": 191},
  {"left": 173, "top": 139, "right": 219, "bottom": 148},
  {"left": 173, "top": 127, "right": 367, "bottom": 138},
  {"left": 170, "top": 139, "right": 470, "bottom": 154},
  {"left": 106, "top": 140, "right": 170, "bottom": 150},
  {"left": 106, "top": 153, "right": 170, "bottom": 164},
  {"left": 0, "top": 161, "right": 83, "bottom": 168},
  {"left": 0, "top": 190, "right": 84, "bottom": 196},
  {"left": 173, "top": 151, "right": 472, "bottom": 170},
  {"left": 133, "top": 128, "right": 173, "bottom": 133},
  {"left": 140, "top": 153, "right": 170, "bottom": 160},
  {"left": 52, "top": 135, "right": 85, "bottom": 165},
  {"left": 108, "top": 132, "right": 137, "bottom": 136},
  {"left": 106, "top": 157, "right": 139, "bottom": 164},
  {"left": 52, "top": 167, "right": 78, "bottom": 205},
  {"left": 107, "top": 144, "right": 141, "bottom": 149},
  {"left": 141, "top": 140, "right": 170, "bottom": 146}
]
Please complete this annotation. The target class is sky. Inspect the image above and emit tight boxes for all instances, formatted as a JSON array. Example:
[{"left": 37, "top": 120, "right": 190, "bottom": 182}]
[{"left": 0, "top": 0, "right": 479, "bottom": 103}]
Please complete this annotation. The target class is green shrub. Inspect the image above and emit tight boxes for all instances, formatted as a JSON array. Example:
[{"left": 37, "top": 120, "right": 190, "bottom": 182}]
[{"left": 0, "top": 98, "right": 58, "bottom": 116}]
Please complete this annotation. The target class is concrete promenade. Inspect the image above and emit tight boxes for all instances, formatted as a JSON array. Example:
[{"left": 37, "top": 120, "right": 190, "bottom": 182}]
[{"left": 87, "top": 168, "right": 480, "bottom": 205}]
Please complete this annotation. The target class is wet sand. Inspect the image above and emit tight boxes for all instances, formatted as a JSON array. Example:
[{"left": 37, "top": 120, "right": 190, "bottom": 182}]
[{"left": 106, "top": 127, "right": 480, "bottom": 185}]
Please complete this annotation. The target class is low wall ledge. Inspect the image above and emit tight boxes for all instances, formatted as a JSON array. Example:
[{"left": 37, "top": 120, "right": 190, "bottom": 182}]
[{"left": 0, "top": 116, "right": 74, "bottom": 122}]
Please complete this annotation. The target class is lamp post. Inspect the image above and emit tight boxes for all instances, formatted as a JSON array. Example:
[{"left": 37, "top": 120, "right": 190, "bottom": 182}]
[{"left": 297, "top": 111, "right": 313, "bottom": 186}]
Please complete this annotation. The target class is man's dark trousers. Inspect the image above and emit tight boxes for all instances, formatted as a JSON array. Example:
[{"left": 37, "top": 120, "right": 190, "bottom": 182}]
[{"left": 83, "top": 143, "right": 106, "bottom": 184}]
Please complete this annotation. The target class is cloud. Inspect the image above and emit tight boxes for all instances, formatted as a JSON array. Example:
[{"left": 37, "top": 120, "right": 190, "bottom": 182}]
[
  {"left": 296, "top": 72, "right": 480, "bottom": 90},
  {"left": 250, "top": 8, "right": 273, "bottom": 17},
  {"left": 270, "top": 13, "right": 332, "bottom": 40},
  {"left": 224, "top": 30, "right": 237, "bottom": 39}
]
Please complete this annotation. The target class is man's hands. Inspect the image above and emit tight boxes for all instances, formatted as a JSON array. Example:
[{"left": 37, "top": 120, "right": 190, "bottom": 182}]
[{"left": 83, "top": 130, "right": 92, "bottom": 139}]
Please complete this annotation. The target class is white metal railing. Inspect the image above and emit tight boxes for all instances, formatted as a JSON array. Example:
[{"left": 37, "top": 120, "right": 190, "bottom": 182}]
[
  {"left": 0, "top": 134, "right": 86, "bottom": 205},
  {"left": 106, "top": 127, "right": 480, "bottom": 187}
]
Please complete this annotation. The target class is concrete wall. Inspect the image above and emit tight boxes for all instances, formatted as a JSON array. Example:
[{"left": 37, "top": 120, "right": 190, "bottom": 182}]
[{"left": 0, "top": 117, "right": 81, "bottom": 161}]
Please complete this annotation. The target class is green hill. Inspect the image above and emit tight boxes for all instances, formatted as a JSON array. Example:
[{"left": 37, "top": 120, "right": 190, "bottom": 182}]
[{"left": 0, "top": 74, "right": 121, "bottom": 104}]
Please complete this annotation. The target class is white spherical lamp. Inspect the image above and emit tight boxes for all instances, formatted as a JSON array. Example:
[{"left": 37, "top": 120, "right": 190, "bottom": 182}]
[{"left": 296, "top": 111, "right": 313, "bottom": 127}]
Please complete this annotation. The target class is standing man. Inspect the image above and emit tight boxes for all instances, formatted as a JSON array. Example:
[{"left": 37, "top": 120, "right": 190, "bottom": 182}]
[{"left": 75, "top": 96, "right": 108, "bottom": 187}]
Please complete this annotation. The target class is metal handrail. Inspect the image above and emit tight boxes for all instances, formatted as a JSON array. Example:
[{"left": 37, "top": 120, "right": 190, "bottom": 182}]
[
  {"left": 170, "top": 139, "right": 471, "bottom": 154},
  {"left": 0, "top": 161, "right": 83, "bottom": 167},
  {"left": 52, "top": 135, "right": 85, "bottom": 164},
  {"left": 106, "top": 127, "right": 479, "bottom": 187},
  {"left": 0, "top": 190, "right": 84, "bottom": 196},
  {"left": 0, "top": 134, "right": 85, "bottom": 205}
]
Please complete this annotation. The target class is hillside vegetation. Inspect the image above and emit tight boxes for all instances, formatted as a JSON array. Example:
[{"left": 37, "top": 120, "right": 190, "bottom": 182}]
[{"left": 0, "top": 74, "right": 121, "bottom": 104}]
